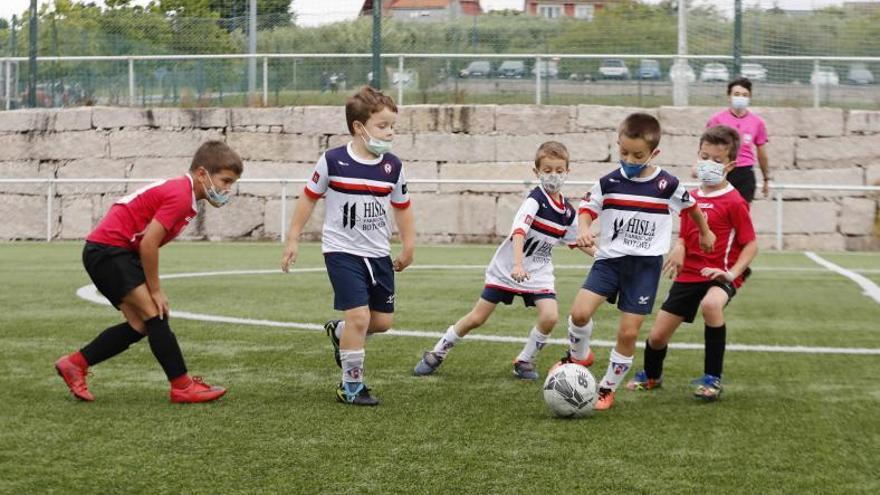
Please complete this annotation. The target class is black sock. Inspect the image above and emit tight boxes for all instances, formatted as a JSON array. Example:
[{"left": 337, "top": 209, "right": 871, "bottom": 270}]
[
  {"left": 80, "top": 322, "right": 145, "bottom": 366},
  {"left": 704, "top": 324, "right": 727, "bottom": 378},
  {"left": 644, "top": 339, "right": 668, "bottom": 380},
  {"left": 145, "top": 316, "right": 188, "bottom": 381}
]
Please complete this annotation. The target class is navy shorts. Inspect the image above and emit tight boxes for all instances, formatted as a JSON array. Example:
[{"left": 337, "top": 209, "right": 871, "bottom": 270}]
[
  {"left": 661, "top": 281, "right": 737, "bottom": 323},
  {"left": 481, "top": 285, "right": 556, "bottom": 308},
  {"left": 82, "top": 241, "right": 146, "bottom": 309},
  {"left": 324, "top": 252, "right": 395, "bottom": 313},
  {"left": 583, "top": 255, "right": 663, "bottom": 315}
]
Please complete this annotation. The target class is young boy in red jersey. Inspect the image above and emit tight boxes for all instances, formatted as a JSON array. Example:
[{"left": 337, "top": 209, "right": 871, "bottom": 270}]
[
  {"left": 54, "top": 141, "right": 243, "bottom": 403},
  {"left": 626, "top": 125, "right": 758, "bottom": 401}
]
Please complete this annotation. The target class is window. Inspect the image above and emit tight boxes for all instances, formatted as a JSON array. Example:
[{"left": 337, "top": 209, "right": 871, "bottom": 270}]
[
  {"left": 538, "top": 5, "right": 563, "bottom": 19},
  {"left": 575, "top": 5, "right": 595, "bottom": 21}
]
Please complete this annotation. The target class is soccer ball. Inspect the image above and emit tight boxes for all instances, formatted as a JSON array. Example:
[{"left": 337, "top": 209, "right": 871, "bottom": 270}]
[{"left": 543, "top": 363, "right": 598, "bottom": 418}]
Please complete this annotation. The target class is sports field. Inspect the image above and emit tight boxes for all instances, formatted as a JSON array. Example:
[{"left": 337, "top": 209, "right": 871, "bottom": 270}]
[{"left": 1, "top": 242, "right": 878, "bottom": 493}]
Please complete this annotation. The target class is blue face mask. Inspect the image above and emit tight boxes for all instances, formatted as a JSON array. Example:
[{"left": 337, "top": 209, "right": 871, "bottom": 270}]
[
  {"left": 203, "top": 171, "right": 231, "bottom": 207},
  {"left": 619, "top": 153, "right": 655, "bottom": 179}
]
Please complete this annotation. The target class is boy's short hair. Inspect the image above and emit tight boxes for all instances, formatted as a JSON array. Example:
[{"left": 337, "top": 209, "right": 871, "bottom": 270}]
[
  {"left": 189, "top": 140, "right": 243, "bottom": 176},
  {"left": 727, "top": 77, "right": 752, "bottom": 95},
  {"left": 535, "top": 141, "right": 570, "bottom": 168},
  {"left": 346, "top": 86, "right": 398, "bottom": 134},
  {"left": 700, "top": 125, "right": 740, "bottom": 163},
  {"left": 619, "top": 112, "right": 662, "bottom": 151}
]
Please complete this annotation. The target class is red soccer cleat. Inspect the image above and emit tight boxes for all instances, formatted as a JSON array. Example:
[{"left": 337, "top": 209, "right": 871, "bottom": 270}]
[
  {"left": 169, "top": 376, "right": 227, "bottom": 404},
  {"left": 595, "top": 388, "right": 616, "bottom": 411},
  {"left": 55, "top": 354, "right": 94, "bottom": 402},
  {"left": 550, "top": 349, "right": 596, "bottom": 373}
]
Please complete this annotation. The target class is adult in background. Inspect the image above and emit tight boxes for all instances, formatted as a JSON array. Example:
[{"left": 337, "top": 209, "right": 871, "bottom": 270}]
[{"left": 706, "top": 77, "right": 770, "bottom": 203}]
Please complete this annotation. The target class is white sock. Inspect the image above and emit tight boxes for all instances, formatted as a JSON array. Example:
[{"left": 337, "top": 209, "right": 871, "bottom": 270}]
[
  {"left": 431, "top": 326, "right": 461, "bottom": 358},
  {"left": 516, "top": 327, "right": 549, "bottom": 363},
  {"left": 340, "top": 349, "right": 365, "bottom": 385},
  {"left": 567, "top": 316, "right": 594, "bottom": 361},
  {"left": 334, "top": 320, "right": 345, "bottom": 340},
  {"left": 599, "top": 349, "right": 633, "bottom": 392}
]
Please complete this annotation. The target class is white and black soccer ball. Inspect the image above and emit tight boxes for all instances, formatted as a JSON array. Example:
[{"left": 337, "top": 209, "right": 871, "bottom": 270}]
[{"left": 543, "top": 363, "right": 598, "bottom": 418}]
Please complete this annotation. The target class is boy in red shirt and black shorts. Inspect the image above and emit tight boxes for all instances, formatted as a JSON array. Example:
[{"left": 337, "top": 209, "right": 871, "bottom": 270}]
[
  {"left": 54, "top": 141, "right": 243, "bottom": 403},
  {"left": 627, "top": 125, "right": 758, "bottom": 401}
]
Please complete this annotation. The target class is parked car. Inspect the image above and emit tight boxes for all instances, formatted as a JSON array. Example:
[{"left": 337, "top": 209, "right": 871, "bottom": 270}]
[
  {"left": 459, "top": 60, "right": 492, "bottom": 78},
  {"left": 669, "top": 62, "right": 696, "bottom": 83},
  {"left": 740, "top": 63, "right": 768, "bottom": 81},
  {"left": 637, "top": 59, "right": 661, "bottom": 80},
  {"left": 700, "top": 63, "right": 730, "bottom": 82},
  {"left": 532, "top": 60, "right": 559, "bottom": 79},
  {"left": 598, "top": 59, "right": 630, "bottom": 80},
  {"left": 810, "top": 66, "right": 840, "bottom": 86},
  {"left": 496, "top": 60, "right": 525, "bottom": 79},
  {"left": 846, "top": 63, "right": 874, "bottom": 85}
]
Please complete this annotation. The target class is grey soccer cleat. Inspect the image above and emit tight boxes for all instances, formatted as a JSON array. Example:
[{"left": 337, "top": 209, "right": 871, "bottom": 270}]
[
  {"left": 512, "top": 360, "right": 539, "bottom": 381},
  {"left": 413, "top": 351, "right": 444, "bottom": 376}
]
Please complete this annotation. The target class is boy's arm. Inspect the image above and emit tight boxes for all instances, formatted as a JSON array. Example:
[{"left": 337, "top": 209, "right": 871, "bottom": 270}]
[
  {"left": 281, "top": 194, "right": 318, "bottom": 272},
  {"left": 686, "top": 206, "right": 715, "bottom": 253},
  {"left": 662, "top": 238, "right": 686, "bottom": 279},
  {"left": 576, "top": 212, "right": 596, "bottom": 247},
  {"left": 139, "top": 219, "right": 169, "bottom": 319},
  {"left": 510, "top": 233, "right": 529, "bottom": 282},
  {"left": 757, "top": 145, "right": 770, "bottom": 198},
  {"left": 392, "top": 206, "right": 415, "bottom": 272},
  {"left": 575, "top": 245, "right": 597, "bottom": 257},
  {"left": 701, "top": 241, "right": 758, "bottom": 282}
]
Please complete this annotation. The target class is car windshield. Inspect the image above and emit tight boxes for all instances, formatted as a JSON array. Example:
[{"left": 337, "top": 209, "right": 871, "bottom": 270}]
[
  {"left": 468, "top": 62, "right": 490, "bottom": 71},
  {"left": 818, "top": 66, "right": 835, "bottom": 73},
  {"left": 743, "top": 64, "right": 761, "bottom": 70},
  {"left": 603, "top": 60, "right": 624, "bottom": 67},
  {"left": 850, "top": 64, "right": 867, "bottom": 71},
  {"left": 641, "top": 60, "right": 658, "bottom": 68},
  {"left": 706, "top": 63, "right": 725, "bottom": 70},
  {"left": 500, "top": 61, "right": 523, "bottom": 69}
]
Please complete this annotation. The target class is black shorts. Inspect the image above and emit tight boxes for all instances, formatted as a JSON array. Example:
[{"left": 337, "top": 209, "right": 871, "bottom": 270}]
[
  {"left": 660, "top": 281, "right": 737, "bottom": 324},
  {"left": 481, "top": 285, "right": 556, "bottom": 307},
  {"left": 727, "top": 166, "right": 756, "bottom": 203},
  {"left": 82, "top": 242, "right": 146, "bottom": 309}
]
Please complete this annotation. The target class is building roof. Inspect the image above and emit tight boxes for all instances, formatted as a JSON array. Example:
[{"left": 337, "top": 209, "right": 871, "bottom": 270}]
[{"left": 361, "top": 0, "right": 482, "bottom": 16}]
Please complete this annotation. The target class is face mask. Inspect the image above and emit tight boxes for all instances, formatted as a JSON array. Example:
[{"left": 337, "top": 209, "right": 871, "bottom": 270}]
[
  {"left": 202, "top": 171, "right": 231, "bottom": 207},
  {"left": 539, "top": 172, "right": 566, "bottom": 194},
  {"left": 619, "top": 153, "right": 655, "bottom": 179},
  {"left": 358, "top": 123, "right": 393, "bottom": 155},
  {"left": 696, "top": 159, "right": 727, "bottom": 186},
  {"left": 731, "top": 95, "right": 749, "bottom": 110}
]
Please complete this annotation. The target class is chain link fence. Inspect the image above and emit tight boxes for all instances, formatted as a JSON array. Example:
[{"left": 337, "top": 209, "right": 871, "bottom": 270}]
[{"left": 0, "top": 2, "right": 878, "bottom": 109}]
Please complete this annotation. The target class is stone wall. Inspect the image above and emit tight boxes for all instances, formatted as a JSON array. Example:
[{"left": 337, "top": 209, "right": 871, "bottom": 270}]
[{"left": 0, "top": 105, "right": 878, "bottom": 250}]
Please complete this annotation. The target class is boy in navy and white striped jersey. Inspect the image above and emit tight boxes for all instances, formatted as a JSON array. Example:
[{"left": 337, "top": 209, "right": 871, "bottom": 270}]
[
  {"left": 562, "top": 113, "right": 716, "bottom": 411},
  {"left": 414, "top": 142, "right": 595, "bottom": 380},
  {"left": 281, "top": 86, "right": 415, "bottom": 406}
]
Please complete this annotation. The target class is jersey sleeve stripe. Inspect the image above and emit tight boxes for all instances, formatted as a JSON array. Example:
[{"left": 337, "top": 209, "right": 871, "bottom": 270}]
[
  {"left": 579, "top": 207, "right": 598, "bottom": 219},
  {"left": 303, "top": 186, "right": 323, "bottom": 199},
  {"left": 391, "top": 199, "right": 411, "bottom": 209}
]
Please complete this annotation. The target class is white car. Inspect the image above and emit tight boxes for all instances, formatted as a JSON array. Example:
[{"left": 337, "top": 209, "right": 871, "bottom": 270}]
[
  {"left": 700, "top": 63, "right": 730, "bottom": 82},
  {"left": 740, "top": 63, "right": 767, "bottom": 81},
  {"left": 669, "top": 62, "right": 696, "bottom": 83},
  {"left": 598, "top": 59, "right": 630, "bottom": 80},
  {"left": 810, "top": 66, "right": 840, "bottom": 86},
  {"left": 532, "top": 60, "right": 559, "bottom": 79}
]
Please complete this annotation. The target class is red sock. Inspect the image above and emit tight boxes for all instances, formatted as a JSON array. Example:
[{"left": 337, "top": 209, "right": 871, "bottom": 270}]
[
  {"left": 170, "top": 374, "right": 192, "bottom": 390},
  {"left": 69, "top": 351, "right": 89, "bottom": 369}
]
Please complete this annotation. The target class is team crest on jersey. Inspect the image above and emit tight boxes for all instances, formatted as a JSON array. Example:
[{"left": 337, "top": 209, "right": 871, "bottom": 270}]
[
  {"left": 383, "top": 163, "right": 392, "bottom": 174},
  {"left": 311, "top": 171, "right": 320, "bottom": 183},
  {"left": 524, "top": 214, "right": 534, "bottom": 226},
  {"left": 658, "top": 179, "right": 668, "bottom": 191}
]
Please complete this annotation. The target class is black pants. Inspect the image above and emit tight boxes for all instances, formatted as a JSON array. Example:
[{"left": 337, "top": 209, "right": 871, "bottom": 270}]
[{"left": 727, "top": 166, "right": 756, "bottom": 203}]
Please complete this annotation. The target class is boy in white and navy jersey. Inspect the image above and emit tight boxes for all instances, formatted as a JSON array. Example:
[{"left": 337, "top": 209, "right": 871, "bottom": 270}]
[
  {"left": 414, "top": 142, "right": 595, "bottom": 380},
  {"left": 562, "top": 113, "right": 716, "bottom": 411},
  {"left": 281, "top": 86, "right": 415, "bottom": 406}
]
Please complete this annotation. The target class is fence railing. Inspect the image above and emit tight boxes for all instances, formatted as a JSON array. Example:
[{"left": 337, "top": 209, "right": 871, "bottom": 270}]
[
  {"left": 2, "top": 53, "right": 879, "bottom": 109},
  {"left": 1, "top": 178, "right": 877, "bottom": 250}
]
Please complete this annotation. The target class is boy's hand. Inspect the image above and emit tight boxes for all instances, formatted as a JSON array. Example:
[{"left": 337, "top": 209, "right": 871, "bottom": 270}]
[
  {"left": 701, "top": 267, "right": 735, "bottom": 283},
  {"left": 393, "top": 249, "right": 413, "bottom": 272},
  {"left": 511, "top": 264, "right": 529, "bottom": 283},
  {"left": 699, "top": 231, "right": 716, "bottom": 253},
  {"left": 281, "top": 241, "right": 299, "bottom": 273},
  {"left": 576, "top": 229, "right": 595, "bottom": 248},
  {"left": 663, "top": 245, "right": 685, "bottom": 279},
  {"left": 151, "top": 289, "right": 170, "bottom": 320}
]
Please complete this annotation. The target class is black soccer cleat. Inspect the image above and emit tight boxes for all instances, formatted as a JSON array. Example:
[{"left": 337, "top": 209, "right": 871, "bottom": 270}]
[
  {"left": 324, "top": 319, "right": 342, "bottom": 368},
  {"left": 336, "top": 382, "right": 380, "bottom": 406}
]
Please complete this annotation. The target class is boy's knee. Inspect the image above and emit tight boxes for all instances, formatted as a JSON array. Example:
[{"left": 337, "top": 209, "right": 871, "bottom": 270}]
[
  {"left": 368, "top": 315, "right": 393, "bottom": 333},
  {"left": 538, "top": 313, "right": 558, "bottom": 329},
  {"left": 570, "top": 312, "right": 590, "bottom": 328},
  {"left": 700, "top": 299, "right": 725, "bottom": 317}
]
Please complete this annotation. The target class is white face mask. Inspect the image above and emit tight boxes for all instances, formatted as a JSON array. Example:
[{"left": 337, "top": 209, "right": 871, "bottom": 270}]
[
  {"left": 202, "top": 170, "right": 232, "bottom": 207},
  {"left": 539, "top": 172, "right": 567, "bottom": 194},
  {"left": 358, "top": 123, "right": 392, "bottom": 156},
  {"left": 731, "top": 95, "right": 749, "bottom": 110},
  {"left": 696, "top": 159, "right": 727, "bottom": 186}
]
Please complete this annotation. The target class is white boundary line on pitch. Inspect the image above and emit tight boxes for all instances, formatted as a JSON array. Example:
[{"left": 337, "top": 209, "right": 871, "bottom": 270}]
[
  {"left": 805, "top": 252, "right": 880, "bottom": 304},
  {"left": 74, "top": 266, "right": 880, "bottom": 356}
]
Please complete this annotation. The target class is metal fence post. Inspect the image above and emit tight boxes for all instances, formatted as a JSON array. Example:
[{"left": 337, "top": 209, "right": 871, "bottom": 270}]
[
  {"left": 775, "top": 189, "right": 783, "bottom": 251},
  {"left": 128, "top": 57, "right": 135, "bottom": 107},
  {"left": 397, "top": 55, "right": 404, "bottom": 106},
  {"left": 812, "top": 59, "right": 820, "bottom": 108},
  {"left": 535, "top": 56, "right": 542, "bottom": 105},
  {"left": 46, "top": 181, "right": 54, "bottom": 242},
  {"left": 3, "top": 59, "right": 9, "bottom": 110},
  {"left": 280, "top": 181, "right": 288, "bottom": 243},
  {"left": 263, "top": 56, "right": 269, "bottom": 106}
]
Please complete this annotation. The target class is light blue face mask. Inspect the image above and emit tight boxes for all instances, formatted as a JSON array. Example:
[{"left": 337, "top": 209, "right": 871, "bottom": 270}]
[
  {"left": 619, "top": 153, "right": 655, "bottom": 179},
  {"left": 203, "top": 171, "right": 231, "bottom": 207},
  {"left": 359, "top": 123, "right": 393, "bottom": 156}
]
